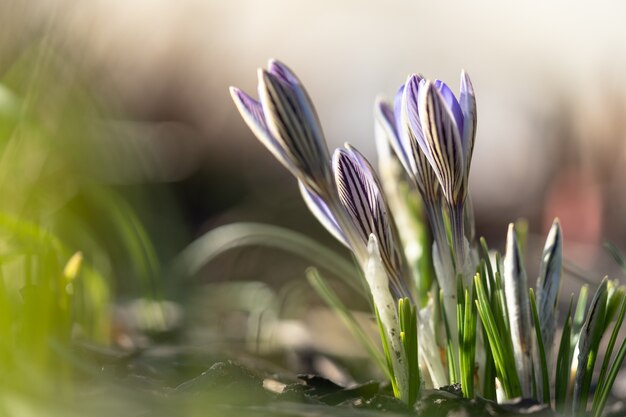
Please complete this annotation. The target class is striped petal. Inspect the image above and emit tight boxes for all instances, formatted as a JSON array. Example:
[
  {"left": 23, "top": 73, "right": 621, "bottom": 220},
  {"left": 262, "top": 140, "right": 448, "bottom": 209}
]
[
  {"left": 333, "top": 146, "right": 409, "bottom": 299},
  {"left": 401, "top": 78, "right": 440, "bottom": 204},
  {"left": 417, "top": 80, "right": 465, "bottom": 206},
  {"left": 230, "top": 87, "right": 293, "bottom": 173},
  {"left": 433, "top": 79, "right": 463, "bottom": 136},
  {"left": 503, "top": 223, "right": 533, "bottom": 398},
  {"left": 536, "top": 218, "right": 562, "bottom": 354},
  {"left": 298, "top": 180, "right": 348, "bottom": 247},
  {"left": 258, "top": 61, "right": 332, "bottom": 194},
  {"left": 459, "top": 70, "right": 476, "bottom": 175}
]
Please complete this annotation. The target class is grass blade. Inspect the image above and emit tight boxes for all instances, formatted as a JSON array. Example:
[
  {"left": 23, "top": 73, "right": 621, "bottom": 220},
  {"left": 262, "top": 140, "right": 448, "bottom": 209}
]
[
  {"left": 529, "top": 288, "right": 550, "bottom": 404},
  {"left": 174, "top": 222, "right": 365, "bottom": 297},
  {"left": 474, "top": 274, "right": 521, "bottom": 399},
  {"left": 555, "top": 296, "right": 573, "bottom": 413},
  {"left": 573, "top": 278, "right": 608, "bottom": 417},
  {"left": 592, "top": 293, "right": 626, "bottom": 416},
  {"left": 439, "top": 288, "right": 458, "bottom": 385},
  {"left": 306, "top": 268, "right": 388, "bottom": 377},
  {"left": 399, "top": 297, "right": 420, "bottom": 406},
  {"left": 592, "top": 301, "right": 626, "bottom": 417}
]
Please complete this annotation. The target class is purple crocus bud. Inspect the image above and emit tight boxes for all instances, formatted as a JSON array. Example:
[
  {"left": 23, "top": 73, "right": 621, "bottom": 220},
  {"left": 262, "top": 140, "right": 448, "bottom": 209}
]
[
  {"left": 416, "top": 79, "right": 465, "bottom": 207},
  {"left": 230, "top": 60, "right": 332, "bottom": 197},
  {"left": 405, "top": 72, "right": 477, "bottom": 209},
  {"left": 403, "top": 72, "right": 477, "bottom": 276},
  {"left": 400, "top": 75, "right": 441, "bottom": 206},
  {"left": 333, "top": 145, "right": 411, "bottom": 299}
]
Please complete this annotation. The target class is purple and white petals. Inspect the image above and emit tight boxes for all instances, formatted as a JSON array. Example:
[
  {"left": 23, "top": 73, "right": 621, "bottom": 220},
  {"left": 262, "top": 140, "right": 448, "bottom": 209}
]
[
  {"left": 400, "top": 79, "right": 440, "bottom": 204},
  {"left": 417, "top": 81, "right": 465, "bottom": 206},
  {"left": 334, "top": 148, "right": 391, "bottom": 259},
  {"left": 230, "top": 87, "right": 293, "bottom": 173},
  {"left": 298, "top": 180, "right": 348, "bottom": 248},
  {"left": 257, "top": 62, "right": 332, "bottom": 194},
  {"left": 433, "top": 80, "right": 463, "bottom": 135},
  {"left": 333, "top": 146, "right": 409, "bottom": 299},
  {"left": 402, "top": 76, "right": 429, "bottom": 159},
  {"left": 459, "top": 71, "right": 477, "bottom": 175}
]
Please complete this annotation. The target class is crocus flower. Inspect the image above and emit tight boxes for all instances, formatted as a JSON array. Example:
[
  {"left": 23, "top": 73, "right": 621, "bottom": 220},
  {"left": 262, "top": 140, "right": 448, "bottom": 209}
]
[
  {"left": 230, "top": 60, "right": 333, "bottom": 198},
  {"left": 232, "top": 60, "right": 412, "bottom": 300},
  {"left": 333, "top": 144, "right": 413, "bottom": 299},
  {"left": 402, "top": 73, "right": 476, "bottom": 208},
  {"left": 376, "top": 83, "right": 459, "bottom": 331},
  {"left": 375, "top": 83, "right": 441, "bottom": 210},
  {"left": 401, "top": 72, "right": 476, "bottom": 274}
]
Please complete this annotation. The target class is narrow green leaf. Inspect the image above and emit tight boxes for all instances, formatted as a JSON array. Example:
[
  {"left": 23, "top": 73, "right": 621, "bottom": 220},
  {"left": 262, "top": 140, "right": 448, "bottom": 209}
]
[
  {"left": 399, "top": 298, "right": 419, "bottom": 406},
  {"left": 439, "top": 289, "right": 458, "bottom": 384},
  {"left": 529, "top": 288, "right": 550, "bottom": 403},
  {"left": 573, "top": 278, "right": 608, "bottom": 417},
  {"left": 555, "top": 296, "right": 573, "bottom": 413},
  {"left": 474, "top": 274, "right": 522, "bottom": 398},
  {"left": 460, "top": 278, "right": 477, "bottom": 398},
  {"left": 592, "top": 295, "right": 626, "bottom": 416},
  {"left": 306, "top": 269, "right": 388, "bottom": 377},
  {"left": 375, "top": 305, "right": 398, "bottom": 398},
  {"left": 479, "top": 237, "right": 494, "bottom": 283},
  {"left": 175, "top": 222, "right": 365, "bottom": 297},
  {"left": 592, "top": 308, "right": 626, "bottom": 417}
]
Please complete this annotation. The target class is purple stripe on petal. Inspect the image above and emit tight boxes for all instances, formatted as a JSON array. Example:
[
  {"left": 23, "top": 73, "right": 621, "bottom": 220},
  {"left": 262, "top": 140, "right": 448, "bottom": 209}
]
[
  {"left": 333, "top": 147, "right": 411, "bottom": 299},
  {"left": 434, "top": 80, "right": 463, "bottom": 137},
  {"left": 344, "top": 143, "right": 377, "bottom": 181},
  {"left": 334, "top": 148, "right": 377, "bottom": 248},
  {"left": 417, "top": 81, "right": 464, "bottom": 205},
  {"left": 258, "top": 65, "right": 331, "bottom": 194}
]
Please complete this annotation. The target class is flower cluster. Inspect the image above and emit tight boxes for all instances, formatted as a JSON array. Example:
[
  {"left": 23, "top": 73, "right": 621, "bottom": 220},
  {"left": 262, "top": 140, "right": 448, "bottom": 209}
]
[{"left": 230, "top": 60, "right": 626, "bottom": 415}]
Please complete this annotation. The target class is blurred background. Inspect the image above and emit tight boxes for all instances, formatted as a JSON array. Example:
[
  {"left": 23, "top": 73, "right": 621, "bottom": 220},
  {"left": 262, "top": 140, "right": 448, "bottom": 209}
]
[{"left": 1, "top": 0, "right": 626, "bottom": 414}]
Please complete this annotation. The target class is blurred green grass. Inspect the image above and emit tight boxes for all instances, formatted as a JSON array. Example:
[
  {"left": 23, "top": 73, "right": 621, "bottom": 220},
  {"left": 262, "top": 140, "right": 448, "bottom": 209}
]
[{"left": 0, "top": 42, "right": 171, "bottom": 414}]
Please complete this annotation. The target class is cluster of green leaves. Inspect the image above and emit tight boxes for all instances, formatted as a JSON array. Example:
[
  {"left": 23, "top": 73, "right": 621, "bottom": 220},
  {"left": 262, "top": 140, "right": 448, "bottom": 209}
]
[
  {"left": 474, "top": 234, "right": 626, "bottom": 417},
  {"left": 473, "top": 243, "right": 522, "bottom": 399}
]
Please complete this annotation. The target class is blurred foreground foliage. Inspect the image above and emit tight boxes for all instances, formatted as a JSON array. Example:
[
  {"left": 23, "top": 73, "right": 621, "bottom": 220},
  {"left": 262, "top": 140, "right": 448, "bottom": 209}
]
[{"left": 0, "top": 43, "right": 166, "bottom": 413}]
